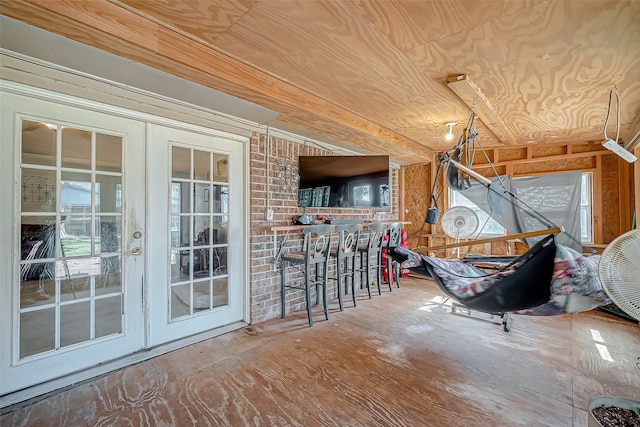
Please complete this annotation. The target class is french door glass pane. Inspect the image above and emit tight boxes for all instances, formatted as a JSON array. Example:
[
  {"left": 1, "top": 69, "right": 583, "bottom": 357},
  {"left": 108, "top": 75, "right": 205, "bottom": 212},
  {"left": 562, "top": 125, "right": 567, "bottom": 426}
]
[
  {"left": 20, "top": 261, "right": 55, "bottom": 309},
  {"left": 61, "top": 127, "right": 91, "bottom": 169},
  {"left": 95, "top": 296, "right": 122, "bottom": 338},
  {"left": 96, "top": 255, "right": 122, "bottom": 296},
  {"left": 95, "top": 174, "right": 122, "bottom": 213},
  {"left": 193, "top": 150, "right": 210, "bottom": 181},
  {"left": 60, "top": 301, "right": 91, "bottom": 347},
  {"left": 96, "top": 133, "right": 122, "bottom": 173},
  {"left": 20, "top": 309, "right": 55, "bottom": 358},
  {"left": 212, "top": 216, "right": 228, "bottom": 244},
  {"left": 171, "top": 146, "right": 190, "bottom": 179},
  {"left": 21, "top": 120, "right": 56, "bottom": 166},
  {"left": 194, "top": 183, "right": 210, "bottom": 213},
  {"left": 212, "top": 247, "right": 228, "bottom": 276},
  {"left": 96, "top": 217, "right": 122, "bottom": 254},
  {"left": 213, "top": 278, "right": 229, "bottom": 307},
  {"left": 171, "top": 248, "right": 190, "bottom": 284},
  {"left": 171, "top": 283, "right": 191, "bottom": 319},
  {"left": 193, "top": 280, "right": 211, "bottom": 311},
  {"left": 213, "top": 154, "right": 228, "bottom": 182},
  {"left": 212, "top": 185, "right": 229, "bottom": 214},
  {"left": 21, "top": 168, "right": 56, "bottom": 213}
]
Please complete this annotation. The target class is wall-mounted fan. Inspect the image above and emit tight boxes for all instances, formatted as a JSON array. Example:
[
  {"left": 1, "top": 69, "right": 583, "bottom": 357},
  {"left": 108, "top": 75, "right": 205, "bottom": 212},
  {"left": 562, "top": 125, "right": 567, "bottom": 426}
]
[
  {"left": 598, "top": 229, "right": 640, "bottom": 321},
  {"left": 441, "top": 206, "right": 479, "bottom": 239}
]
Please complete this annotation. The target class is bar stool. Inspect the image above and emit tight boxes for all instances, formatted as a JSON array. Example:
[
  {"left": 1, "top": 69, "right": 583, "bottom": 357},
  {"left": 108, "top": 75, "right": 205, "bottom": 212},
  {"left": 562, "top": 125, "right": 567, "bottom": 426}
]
[
  {"left": 280, "top": 224, "right": 334, "bottom": 327},
  {"left": 356, "top": 222, "right": 387, "bottom": 297},
  {"left": 383, "top": 222, "right": 403, "bottom": 290},
  {"left": 328, "top": 223, "right": 362, "bottom": 309}
]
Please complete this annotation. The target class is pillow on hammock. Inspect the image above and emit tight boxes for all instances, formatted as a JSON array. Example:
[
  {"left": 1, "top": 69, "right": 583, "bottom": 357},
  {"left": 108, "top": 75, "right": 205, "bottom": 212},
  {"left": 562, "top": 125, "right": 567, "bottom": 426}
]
[{"left": 514, "top": 245, "right": 610, "bottom": 315}]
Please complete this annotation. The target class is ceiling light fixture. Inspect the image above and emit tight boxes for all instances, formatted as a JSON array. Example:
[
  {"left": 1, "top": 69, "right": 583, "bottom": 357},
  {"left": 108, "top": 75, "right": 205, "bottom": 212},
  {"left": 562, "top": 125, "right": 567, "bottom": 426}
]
[
  {"left": 602, "top": 87, "right": 637, "bottom": 163},
  {"left": 445, "top": 122, "right": 457, "bottom": 141}
]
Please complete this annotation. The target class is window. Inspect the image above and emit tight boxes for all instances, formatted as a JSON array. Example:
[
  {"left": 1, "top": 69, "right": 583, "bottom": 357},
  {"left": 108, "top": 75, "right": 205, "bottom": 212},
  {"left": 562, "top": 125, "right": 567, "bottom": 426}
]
[
  {"left": 581, "top": 172, "right": 593, "bottom": 243},
  {"left": 449, "top": 190, "right": 505, "bottom": 237},
  {"left": 448, "top": 172, "right": 593, "bottom": 242},
  {"left": 353, "top": 185, "right": 371, "bottom": 206}
]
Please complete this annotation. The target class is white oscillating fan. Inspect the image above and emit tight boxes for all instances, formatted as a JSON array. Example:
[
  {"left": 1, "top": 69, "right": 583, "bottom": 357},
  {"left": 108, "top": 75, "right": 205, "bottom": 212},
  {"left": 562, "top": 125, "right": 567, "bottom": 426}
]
[
  {"left": 598, "top": 229, "right": 640, "bottom": 321},
  {"left": 441, "top": 206, "right": 479, "bottom": 239}
]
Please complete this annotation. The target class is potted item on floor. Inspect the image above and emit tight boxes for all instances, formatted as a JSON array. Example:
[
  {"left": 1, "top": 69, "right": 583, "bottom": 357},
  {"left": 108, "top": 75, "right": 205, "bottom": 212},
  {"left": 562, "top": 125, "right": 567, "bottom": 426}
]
[{"left": 588, "top": 396, "right": 640, "bottom": 427}]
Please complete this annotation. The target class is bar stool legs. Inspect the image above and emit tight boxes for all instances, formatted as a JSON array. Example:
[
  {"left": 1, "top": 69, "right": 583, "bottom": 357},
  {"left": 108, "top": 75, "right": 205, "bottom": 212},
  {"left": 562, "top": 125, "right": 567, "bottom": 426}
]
[
  {"left": 329, "top": 224, "right": 362, "bottom": 309},
  {"left": 280, "top": 224, "right": 334, "bottom": 327},
  {"left": 356, "top": 222, "right": 387, "bottom": 298},
  {"left": 385, "top": 222, "right": 403, "bottom": 290}
]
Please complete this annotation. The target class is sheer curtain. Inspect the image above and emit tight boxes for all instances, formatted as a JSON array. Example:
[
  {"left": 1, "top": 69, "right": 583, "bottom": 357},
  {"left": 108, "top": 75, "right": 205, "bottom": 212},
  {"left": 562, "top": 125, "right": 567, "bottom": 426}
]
[{"left": 454, "top": 171, "right": 582, "bottom": 251}]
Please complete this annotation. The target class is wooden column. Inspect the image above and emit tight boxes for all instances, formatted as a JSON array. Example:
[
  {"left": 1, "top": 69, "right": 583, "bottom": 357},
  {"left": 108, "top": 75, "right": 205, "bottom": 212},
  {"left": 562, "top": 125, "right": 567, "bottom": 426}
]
[
  {"left": 619, "top": 157, "right": 632, "bottom": 231},
  {"left": 635, "top": 147, "right": 640, "bottom": 228},
  {"left": 593, "top": 155, "right": 603, "bottom": 243}
]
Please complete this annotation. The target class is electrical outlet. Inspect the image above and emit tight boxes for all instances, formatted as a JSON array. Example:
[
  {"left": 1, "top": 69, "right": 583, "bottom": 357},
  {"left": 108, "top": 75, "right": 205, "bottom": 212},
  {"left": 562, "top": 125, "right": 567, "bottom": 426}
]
[{"left": 266, "top": 208, "right": 274, "bottom": 221}]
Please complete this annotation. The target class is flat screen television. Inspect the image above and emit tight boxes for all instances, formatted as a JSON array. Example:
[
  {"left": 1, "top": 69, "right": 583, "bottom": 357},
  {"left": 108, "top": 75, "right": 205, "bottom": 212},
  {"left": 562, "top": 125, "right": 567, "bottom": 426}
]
[{"left": 297, "top": 155, "right": 390, "bottom": 209}]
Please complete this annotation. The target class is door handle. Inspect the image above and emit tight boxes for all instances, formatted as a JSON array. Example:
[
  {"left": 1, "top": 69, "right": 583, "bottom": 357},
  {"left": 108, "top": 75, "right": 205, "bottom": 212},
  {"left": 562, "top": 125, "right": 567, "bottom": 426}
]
[{"left": 131, "top": 247, "right": 143, "bottom": 256}]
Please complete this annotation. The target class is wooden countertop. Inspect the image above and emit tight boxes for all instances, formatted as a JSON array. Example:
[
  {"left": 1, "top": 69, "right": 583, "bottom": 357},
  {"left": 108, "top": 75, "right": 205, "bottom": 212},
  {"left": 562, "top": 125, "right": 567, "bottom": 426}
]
[{"left": 270, "top": 222, "right": 410, "bottom": 232}]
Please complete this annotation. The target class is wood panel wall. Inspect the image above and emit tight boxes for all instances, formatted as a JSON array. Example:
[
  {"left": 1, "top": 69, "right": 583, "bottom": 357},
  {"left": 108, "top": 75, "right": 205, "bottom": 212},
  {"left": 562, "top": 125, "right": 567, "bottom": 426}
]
[
  {"left": 399, "top": 163, "right": 431, "bottom": 248},
  {"left": 405, "top": 142, "right": 635, "bottom": 255}
]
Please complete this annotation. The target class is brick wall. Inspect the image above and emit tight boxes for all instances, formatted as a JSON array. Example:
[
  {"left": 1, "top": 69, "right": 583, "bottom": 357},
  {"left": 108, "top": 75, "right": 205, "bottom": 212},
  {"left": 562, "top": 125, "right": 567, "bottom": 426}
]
[{"left": 248, "top": 133, "right": 399, "bottom": 324}]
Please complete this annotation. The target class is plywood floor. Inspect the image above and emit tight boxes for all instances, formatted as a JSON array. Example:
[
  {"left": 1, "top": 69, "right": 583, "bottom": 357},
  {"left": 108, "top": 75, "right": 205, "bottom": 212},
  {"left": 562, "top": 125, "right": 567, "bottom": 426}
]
[{"left": 2, "top": 276, "right": 639, "bottom": 426}]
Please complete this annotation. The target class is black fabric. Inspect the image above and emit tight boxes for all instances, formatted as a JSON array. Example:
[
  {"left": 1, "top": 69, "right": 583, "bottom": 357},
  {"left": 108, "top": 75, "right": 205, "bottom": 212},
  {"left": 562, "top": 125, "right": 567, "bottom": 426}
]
[
  {"left": 446, "top": 148, "right": 471, "bottom": 191},
  {"left": 391, "top": 235, "right": 557, "bottom": 313},
  {"left": 430, "top": 236, "right": 555, "bottom": 312}
]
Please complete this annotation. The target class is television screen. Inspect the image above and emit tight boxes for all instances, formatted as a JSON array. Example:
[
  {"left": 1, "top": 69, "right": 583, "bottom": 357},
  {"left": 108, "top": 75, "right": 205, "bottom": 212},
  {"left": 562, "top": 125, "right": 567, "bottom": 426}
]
[{"left": 297, "top": 155, "right": 390, "bottom": 208}]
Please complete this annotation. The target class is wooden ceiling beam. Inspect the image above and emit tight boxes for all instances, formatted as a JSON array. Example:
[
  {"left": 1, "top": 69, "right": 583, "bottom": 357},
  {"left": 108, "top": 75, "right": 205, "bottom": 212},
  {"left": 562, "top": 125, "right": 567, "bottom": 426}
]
[
  {"left": 446, "top": 74, "right": 516, "bottom": 145},
  {"left": 0, "top": 0, "right": 434, "bottom": 160}
]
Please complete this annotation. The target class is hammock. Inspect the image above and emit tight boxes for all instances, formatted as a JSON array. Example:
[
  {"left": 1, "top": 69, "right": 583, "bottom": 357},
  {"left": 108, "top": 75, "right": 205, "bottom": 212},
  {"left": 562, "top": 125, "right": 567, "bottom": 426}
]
[{"left": 391, "top": 237, "right": 610, "bottom": 316}]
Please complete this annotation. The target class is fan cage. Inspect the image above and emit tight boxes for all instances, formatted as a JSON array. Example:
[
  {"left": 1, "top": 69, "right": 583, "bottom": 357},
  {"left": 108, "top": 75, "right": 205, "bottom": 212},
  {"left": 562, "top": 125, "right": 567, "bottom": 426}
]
[
  {"left": 598, "top": 229, "right": 640, "bottom": 321},
  {"left": 441, "top": 206, "right": 479, "bottom": 239}
]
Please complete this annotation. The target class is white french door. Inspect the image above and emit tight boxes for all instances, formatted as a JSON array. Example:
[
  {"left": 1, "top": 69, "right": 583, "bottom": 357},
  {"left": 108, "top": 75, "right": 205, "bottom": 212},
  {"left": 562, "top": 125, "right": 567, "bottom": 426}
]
[
  {"left": 0, "top": 92, "right": 146, "bottom": 395},
  {"left": 146, "top": 124, "right": 245, "bottom": 346}
]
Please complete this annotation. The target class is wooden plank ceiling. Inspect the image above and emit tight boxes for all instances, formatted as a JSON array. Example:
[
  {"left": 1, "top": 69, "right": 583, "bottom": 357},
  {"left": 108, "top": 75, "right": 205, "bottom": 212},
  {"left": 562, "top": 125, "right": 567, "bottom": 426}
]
[{"left": 2, "top": 0, "right": 639, "bottom": 165}]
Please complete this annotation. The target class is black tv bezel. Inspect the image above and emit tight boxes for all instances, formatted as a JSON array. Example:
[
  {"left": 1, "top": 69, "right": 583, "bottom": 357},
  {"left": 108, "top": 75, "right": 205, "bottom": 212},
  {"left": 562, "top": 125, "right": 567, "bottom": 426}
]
[{"left": 297, "top": 155, "right": 391, "bottom": 210}]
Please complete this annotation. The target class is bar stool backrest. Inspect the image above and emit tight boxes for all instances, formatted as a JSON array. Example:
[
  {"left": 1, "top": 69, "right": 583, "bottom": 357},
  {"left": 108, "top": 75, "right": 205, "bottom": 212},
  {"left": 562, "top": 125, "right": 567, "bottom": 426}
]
[
  {"left": 386, "top": 222, "right": 402, "bottom": 249},
  {"left": 335, "top": 223, "right": 363, "bottom": 254},
  {"left": 365, "top": 222, "right": 387, "bottom": 252},
  {"left": 302, "top": 224, "right": 335, "bottom": 263}
]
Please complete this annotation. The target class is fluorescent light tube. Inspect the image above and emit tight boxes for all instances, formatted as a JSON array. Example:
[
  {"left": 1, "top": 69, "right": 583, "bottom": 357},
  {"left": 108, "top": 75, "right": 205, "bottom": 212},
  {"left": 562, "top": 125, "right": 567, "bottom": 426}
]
[{"left": 602, "top": 138, "right": 637, "bottom": 163}]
